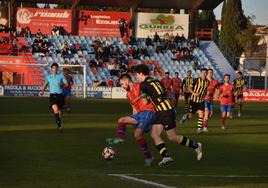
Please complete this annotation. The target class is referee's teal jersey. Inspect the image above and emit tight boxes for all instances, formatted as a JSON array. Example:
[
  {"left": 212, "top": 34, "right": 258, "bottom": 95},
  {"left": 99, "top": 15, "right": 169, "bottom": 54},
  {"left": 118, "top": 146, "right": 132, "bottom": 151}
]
[{"left": 45, "top": 74, "right": 67, "bottom": 94}]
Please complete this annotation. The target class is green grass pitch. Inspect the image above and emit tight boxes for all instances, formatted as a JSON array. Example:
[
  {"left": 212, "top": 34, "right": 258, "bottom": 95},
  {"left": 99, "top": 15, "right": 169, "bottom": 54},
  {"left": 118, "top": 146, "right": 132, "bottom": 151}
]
[{"left": 0, "top": 97, "right": 267, "bottom": 188}]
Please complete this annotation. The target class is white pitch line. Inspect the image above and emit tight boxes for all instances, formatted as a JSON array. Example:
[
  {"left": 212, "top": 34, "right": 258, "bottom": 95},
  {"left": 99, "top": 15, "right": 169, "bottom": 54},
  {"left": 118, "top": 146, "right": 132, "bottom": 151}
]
[
  {"left": 127, "top": 173, "right": 268, "bottom": 178},
  {"left": 108, "top": 174, "right": 176, "bottom": 188}
]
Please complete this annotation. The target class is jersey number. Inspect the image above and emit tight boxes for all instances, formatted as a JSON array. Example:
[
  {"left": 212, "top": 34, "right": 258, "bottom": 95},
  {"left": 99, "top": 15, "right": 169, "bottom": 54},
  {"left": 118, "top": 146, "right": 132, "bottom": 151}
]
[{"left": 151, "top": 82, "right": 164, "bottom": 95}]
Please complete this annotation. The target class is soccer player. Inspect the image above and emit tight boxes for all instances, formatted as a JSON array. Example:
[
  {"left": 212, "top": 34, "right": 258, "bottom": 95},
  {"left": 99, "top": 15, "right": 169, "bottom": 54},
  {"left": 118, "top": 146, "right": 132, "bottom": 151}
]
[
  {"left": 62, "top": 68, "right": 73, "bottom": 112},
  {"left": 181, "top": 70, "right": 193, "bottom": 117},
  {"left": 40, "top": 63, "right": 68, "bottom": 133},
  {"left": 171, "top": 72, "right": 182, "bottom": 108},
  {"left": 180, "top": 68, "right": 209, "bottom": 134},
  {"left": 106, "top": 74, "right": 156, "bottom": 166},
  {"left": 233, "top": 71, "right": 247, "bottom": 117},
  {"left": 219, "top": 74, "right": 235, "bottom": 129},
  {"left": 203, "top": 69, "right": 219, "bottom": 132},
  {"left": 134, "top": 64, "right": 202, "bottom": 167},
  {"left": 161, "top": 72, "right": 172, "bottom": 98}
]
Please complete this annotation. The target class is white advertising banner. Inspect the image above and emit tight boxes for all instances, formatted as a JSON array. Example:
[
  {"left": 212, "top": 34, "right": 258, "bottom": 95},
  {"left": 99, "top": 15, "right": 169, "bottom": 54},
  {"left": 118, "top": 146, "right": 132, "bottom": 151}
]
[
  {"left": 135, "top": 13, "right": 189, "bottom": 38},
  {"left": 0, "top": 85, "right": 4, "bottom": 96},
  {"left": 111, "top": 87, "right": 127, "bottom": 99}
]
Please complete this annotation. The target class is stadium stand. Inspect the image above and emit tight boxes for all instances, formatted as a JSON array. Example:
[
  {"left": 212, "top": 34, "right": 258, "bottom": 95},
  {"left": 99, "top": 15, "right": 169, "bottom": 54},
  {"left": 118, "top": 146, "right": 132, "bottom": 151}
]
[{"left": 26, "top": 35, "right": 224, "bottom": 87}]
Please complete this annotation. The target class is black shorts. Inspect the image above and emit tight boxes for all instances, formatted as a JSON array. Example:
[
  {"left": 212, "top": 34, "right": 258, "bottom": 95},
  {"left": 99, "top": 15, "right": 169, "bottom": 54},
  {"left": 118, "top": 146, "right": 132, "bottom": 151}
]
[
  {"left": 49, "top": 94, "right": 65, "bottom": 109},
  {"left": 189, "top": 101, "right": 205, "bottom": 114},
  {"left": 237, "top": 94, "right": 243, "bottom": 99},
  {"left": 155, "top": 109, "right": 176, "bottom": 131},
  {"left": 184, "top": 93, "right": 191, "bottom": 101}
]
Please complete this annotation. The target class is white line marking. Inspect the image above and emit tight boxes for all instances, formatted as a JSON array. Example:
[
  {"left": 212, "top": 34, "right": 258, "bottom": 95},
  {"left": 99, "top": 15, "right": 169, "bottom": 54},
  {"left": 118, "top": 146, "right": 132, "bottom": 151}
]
[
  {"left": 108, "top": 174, "right": 176, "bottom": 188},
  {"left": 126, "top": 173, "right": 268, "bottom": 178}
]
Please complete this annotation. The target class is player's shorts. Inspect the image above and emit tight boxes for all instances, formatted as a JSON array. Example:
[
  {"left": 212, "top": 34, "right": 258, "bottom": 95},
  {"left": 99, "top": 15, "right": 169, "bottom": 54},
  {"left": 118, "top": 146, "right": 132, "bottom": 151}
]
[
  {"left": 155, "top": 109, "right": 176, "bottom": 131},
  {"left": 205, "top": 100, "right": 214, "bottom": 111},
  {"left": 172, "top": 93, "right": 179, "bottom": 100},
  {"left": 237, "top": 94, "right": 243, "bottom": 99},
  {"left": 62, "top": 89, "right": 72, "bottom": 97},
  {"left": 129, "top": 110, "right": 156, "bottom": 133},
  {"left": 49, "top": 93, "right": 65, "bottom": 109},
  {"left": 184, "top": 92, "right": 191, "bottom": 101},
  {"left": 221, "top": 104, "right": 232, "bottom": 112},
  {"left": 189, "top": 100, "right": 205, "bottom": 114}
]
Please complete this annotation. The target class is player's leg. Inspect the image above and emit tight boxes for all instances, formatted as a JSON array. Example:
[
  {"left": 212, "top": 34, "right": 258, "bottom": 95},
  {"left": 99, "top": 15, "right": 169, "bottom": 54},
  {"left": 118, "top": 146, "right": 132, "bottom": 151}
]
[
  {"left": 172, "top": 93, "right": 178, "bottom": 109},
  {"left": 51, "top": 94, "right": 65, "bottom": 132},
  {"left": 225, "top": 105, "right": 232, "bottom": 128},
  {"left": 220, "top": 105, "right": 227, "bottom": 129},
  {"left": 180, "top": 99, "right": 193, "bottom": 124},
  {"left": 51, "top": 104, "right": 63, "bottom": 132},
  {"left": 197, "top": 109, "right": 204, "bottom": 134},
  {"left": 237, "top": 97, "right": 242, "bottom": 117},
  {"left": 134, "top": 111, "right": 156, "bottom": 166},
  {"left": 165, "top": 128, "right": 203, "bottom": 161},
  {"left": 203, "top": 100, "right": 209, "bottom": 131},
  {"left": 106, "top": 116, "right": 137, "bottom": 144},
  {"left": 230, "top": 96, "right": 236, "bottom": 119},
  {"left": 134, "top": 128, "right": 153, "bottom": 166},
  {"left": 151, "top": 124, "right": 173, "bottom": 167},
  {"left": 184, "top": 93, "right": 190, "bottom": 114},
  {"left": 65, "top": 95, "right": 71, "bottom": 112}
]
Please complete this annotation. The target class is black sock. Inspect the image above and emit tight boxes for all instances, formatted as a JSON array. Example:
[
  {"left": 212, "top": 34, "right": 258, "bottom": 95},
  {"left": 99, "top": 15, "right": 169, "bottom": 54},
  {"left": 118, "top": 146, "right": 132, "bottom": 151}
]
[
  {"left": 156, "top": 142, "right": 170, "bottom": 158},
  {"left": 54, "top": 113, "right": 61, "bottom": 127},
  {"left": 184, "top": 102, "right": 189, "bottom": 114},
  {"left": 239, "top": 103, "right": 242, "bottom": 112},
  {"left": 179, "top": 136, "right": 198, "bottom": 149}
]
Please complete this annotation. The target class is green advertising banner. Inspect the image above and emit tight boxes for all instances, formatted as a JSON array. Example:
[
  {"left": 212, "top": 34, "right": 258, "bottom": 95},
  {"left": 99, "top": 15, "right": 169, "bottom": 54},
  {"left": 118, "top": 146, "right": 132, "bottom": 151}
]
[{"left": 135, "top": 13, "right": 189, "bottom": 38}]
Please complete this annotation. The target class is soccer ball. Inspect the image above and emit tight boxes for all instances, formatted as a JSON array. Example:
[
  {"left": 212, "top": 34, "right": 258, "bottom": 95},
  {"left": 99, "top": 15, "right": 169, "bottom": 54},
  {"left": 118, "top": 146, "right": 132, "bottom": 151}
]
[{"left": 102, "top": 146, "right": 116, "bottom": 160}]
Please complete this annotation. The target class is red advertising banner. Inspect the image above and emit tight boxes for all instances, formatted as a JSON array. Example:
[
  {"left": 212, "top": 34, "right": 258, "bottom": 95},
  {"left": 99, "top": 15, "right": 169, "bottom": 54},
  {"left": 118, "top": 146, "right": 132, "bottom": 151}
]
[
  {"left": 78, "top": 10, "right": 130, "bottom": 37},
  {"left": 16, "top": 8, "right": 72, "bottom": 35},
  {"left": 243, "top": 89, "right": 268, "bottom": 102},
  {"left": 0, "top": 56, "right": 44, "bottom": 85}
]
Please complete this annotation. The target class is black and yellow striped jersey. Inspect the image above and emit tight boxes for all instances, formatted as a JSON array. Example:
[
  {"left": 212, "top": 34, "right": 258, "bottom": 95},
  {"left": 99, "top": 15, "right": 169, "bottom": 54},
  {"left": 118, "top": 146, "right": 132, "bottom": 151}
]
[
  {"left": 182, "top": 76, "right": 193, "bottom": 94},
  {"left": 190, "top": 78, "right": 209, "bottom": 103},
  {"left": 140, "top": 77, "right": 173, "bottom": 112},
  {"left": 233, "top": 78, "right": 247, "bottom": 96}
]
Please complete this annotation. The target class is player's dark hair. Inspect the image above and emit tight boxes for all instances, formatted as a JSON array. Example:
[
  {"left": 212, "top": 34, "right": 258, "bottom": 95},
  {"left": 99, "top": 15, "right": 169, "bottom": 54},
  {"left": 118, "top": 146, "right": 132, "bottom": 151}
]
[
  {"left": 187, "top": 70, "right": 192, "bottom": 74},
  {"left": 175, "top": 72, "right": 179, "bottom": 74},
  {"left": 224, "top": 74, "right": 230, "bottom": 78},
  {"left": 133, "top": 64, "right": 150, "bottom": 76},
  {"left": 237, "top": 71, "right": 243, "bottom": 75},
  {"left": 51, "top": 63, "right": 59, "bottom": 68},
  {"left": 208, "top": 68, "right": 213, "bottom": 72},
  {"left": 165, "top": 72, "right": 170, "bottom": 75},
  {"left": 201, "top": 68, "right": 208, "bottom": 72},
  {"left": 119, "top": 73, "right": 132, "bottom": 81}
]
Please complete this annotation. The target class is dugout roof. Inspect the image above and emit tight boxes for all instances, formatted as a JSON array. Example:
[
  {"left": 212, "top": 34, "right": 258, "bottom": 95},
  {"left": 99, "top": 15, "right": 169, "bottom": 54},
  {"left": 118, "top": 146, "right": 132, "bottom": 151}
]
[{"left": 15, "top": 0, "right": 224, "bottom": 10}]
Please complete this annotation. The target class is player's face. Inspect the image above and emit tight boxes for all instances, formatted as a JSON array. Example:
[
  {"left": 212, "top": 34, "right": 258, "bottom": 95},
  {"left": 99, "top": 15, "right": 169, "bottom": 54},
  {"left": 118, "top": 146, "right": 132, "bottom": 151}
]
[
  {"left": 51, "top": 66, "right": 58, "bottom": 74},
  {"left": 120, "top": 79, "right": 130, "bottom": 91},
  {"left": 135, "top": 73, "right": 144, "bottom": 82},
  {"left": 165, "top": 73, "right": 169, "bottom": 78},
  {"left": 200, "top": 70, "right": 207, "bottom": 79},
  {"left": 224, "top": 76, "right": 230, "bottom": 83},
  {"left": 237, "top": 73, "right": 242, "bottom": 79},
  {"left": 187, "top": 71, "right": 191, "bottom": 76},
  {"left": 175, "top": 73, "right": 178, "bottom": 78},
  {"left": 207, "top": 70, "right": 213, "bottom": 78}
]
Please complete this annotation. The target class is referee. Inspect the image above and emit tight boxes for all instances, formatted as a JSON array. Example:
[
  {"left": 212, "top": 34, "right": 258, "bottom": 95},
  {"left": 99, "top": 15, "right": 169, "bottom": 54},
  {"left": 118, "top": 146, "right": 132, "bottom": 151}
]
[{"left": 40, "top": 63, "right": 68, "bottom": 133}]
